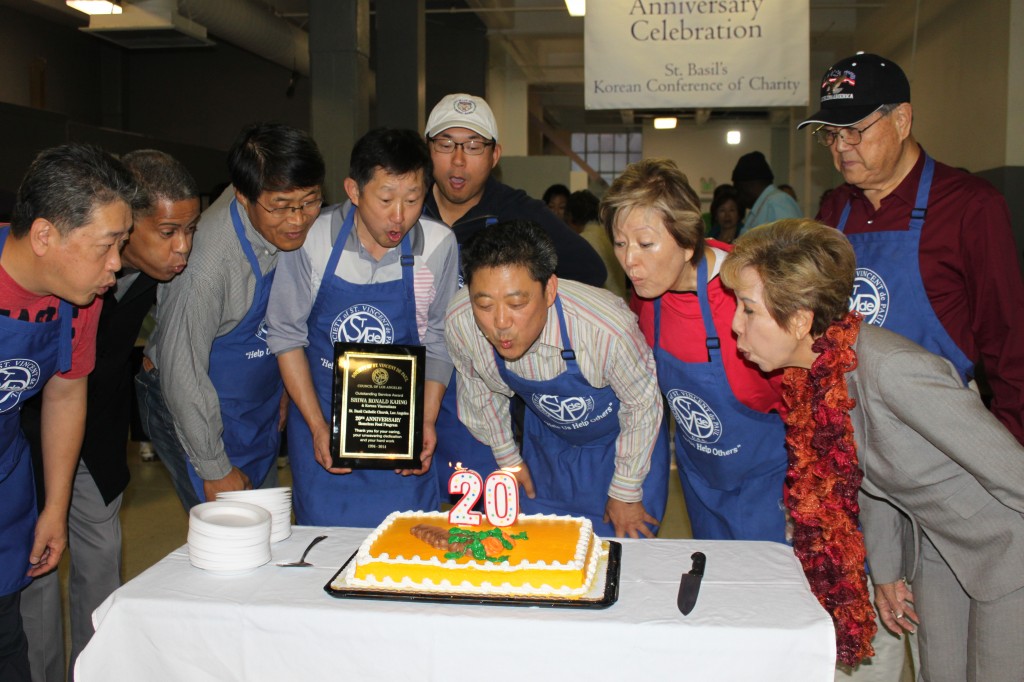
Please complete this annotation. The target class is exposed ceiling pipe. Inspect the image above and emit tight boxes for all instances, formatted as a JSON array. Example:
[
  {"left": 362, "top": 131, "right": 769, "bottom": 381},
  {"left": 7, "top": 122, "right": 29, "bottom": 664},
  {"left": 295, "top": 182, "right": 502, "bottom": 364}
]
[
  {"left": 176, "top": 0, "right": 309, "bottom": 75},
  {"left": 176, "top": 0, "right": 307, "bottom": 74}
]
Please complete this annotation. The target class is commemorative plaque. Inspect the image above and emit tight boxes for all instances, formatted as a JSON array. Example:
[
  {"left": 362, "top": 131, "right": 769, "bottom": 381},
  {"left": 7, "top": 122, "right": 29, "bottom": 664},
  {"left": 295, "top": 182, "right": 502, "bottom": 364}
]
[{"left": 330, "top": 342, "right": 424, "bottom": 470}]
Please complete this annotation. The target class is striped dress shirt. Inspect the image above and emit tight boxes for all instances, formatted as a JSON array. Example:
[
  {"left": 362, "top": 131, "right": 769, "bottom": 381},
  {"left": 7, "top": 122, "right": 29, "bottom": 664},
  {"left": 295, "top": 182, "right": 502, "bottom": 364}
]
[{"left": 444, "top": 279, "right": 662, "bottom": 502}]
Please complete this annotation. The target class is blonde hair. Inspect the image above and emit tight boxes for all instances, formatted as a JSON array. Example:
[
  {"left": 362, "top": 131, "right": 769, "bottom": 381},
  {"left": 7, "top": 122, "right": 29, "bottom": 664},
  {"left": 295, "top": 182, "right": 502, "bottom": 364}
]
[
  {"left": 599, "top": 158, "right": 704, "bottom": 266},
  {"left": 720, "top": 219, "right": 855, "bottom": 336}
]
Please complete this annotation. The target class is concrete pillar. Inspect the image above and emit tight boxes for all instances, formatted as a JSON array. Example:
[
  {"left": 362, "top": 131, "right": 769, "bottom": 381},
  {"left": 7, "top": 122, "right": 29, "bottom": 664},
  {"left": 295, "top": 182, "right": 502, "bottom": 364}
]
[
  {"left": 309, "top": 0, "right": 369, "bottom": 201},
  {"left": 487, "top": 41, "right": 529, "bottom": 156},
  {"left": 374, "top": 0, "right": 425, "bottom": 132}
]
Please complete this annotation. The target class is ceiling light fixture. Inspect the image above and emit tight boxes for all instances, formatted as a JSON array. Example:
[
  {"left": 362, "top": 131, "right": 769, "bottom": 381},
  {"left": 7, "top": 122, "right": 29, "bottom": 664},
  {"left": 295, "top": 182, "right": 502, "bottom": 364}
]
[
  {"left": 654, "top": 117, "right": 678, "bottom": 130},
  {"left": 564, "top": 0, "right": 586, "bottom": 17},
  {"left": 67, "top": 1, "right": 122, "bottom": 14},
  {"left": 726, "top": 130, "right": 742, "bottom": 144}
]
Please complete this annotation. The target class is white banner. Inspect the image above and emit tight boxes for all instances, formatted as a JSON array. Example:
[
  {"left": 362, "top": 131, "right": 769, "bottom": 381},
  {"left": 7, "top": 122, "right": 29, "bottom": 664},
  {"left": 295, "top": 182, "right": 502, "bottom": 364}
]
[{"left": 585, "top": 0, "right": 809, "bottom": 109}]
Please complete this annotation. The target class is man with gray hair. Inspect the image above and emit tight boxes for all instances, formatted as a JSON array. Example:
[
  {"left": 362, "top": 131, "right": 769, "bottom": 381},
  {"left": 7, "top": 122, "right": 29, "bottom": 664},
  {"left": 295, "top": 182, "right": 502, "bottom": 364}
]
[
  {"left": 19, "top": 149, "right": 199, "bottom": 681},
  {"left": 802, "top": 51, "right": 1024, "bottom": 682}
]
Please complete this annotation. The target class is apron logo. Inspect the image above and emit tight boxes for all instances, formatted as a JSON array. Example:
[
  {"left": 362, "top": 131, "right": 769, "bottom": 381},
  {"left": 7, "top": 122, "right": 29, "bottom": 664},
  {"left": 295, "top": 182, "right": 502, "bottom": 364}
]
[
  {"left": 667, "top": 389, "right": 722, "bottom": 444},
  {"left": 255, "top": 319, "right": 269, "bottom": 342},
  {"left": 532, "top": 394, "right": 594, "bottom": 424},
  {"left": 331, "top": 305, "right": 395, "bottom": 344},
  {"left": 0, "top": 359, "right": 42, "bottom": 413},
  {"left": 848, "top": 267, "right": 889, "bottom": 326}
]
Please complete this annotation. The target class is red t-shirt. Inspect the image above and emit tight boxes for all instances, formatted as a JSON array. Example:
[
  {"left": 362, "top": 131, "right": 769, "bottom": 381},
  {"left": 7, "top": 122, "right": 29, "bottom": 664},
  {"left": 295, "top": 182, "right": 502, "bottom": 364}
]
[
  {"left": 0, "top": 264, "right": 101, "bottom": 380},
  {"left": 818, "top": 147, "right": 1024, "bottom": 443},
  {"left": 630, "top": 245, "right": 787, "bottom": 418}
]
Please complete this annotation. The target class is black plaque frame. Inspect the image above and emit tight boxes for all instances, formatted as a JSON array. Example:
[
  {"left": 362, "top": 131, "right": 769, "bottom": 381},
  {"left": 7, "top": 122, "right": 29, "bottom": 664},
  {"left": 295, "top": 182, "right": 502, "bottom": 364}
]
[{"left": 330, "top": 342, "right": 424, "bottom": 470}]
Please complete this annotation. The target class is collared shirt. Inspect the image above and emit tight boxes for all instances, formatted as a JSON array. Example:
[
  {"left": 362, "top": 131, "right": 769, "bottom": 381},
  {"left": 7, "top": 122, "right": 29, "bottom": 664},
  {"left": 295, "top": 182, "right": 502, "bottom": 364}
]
[
  {"left": 266, "top": 202, "right": 459, "bottom": 385},
  {"left": 146, "top": 186, "right": 280, "bottom": 480},
  {"left": 738, "top": 184, "right": 803, "bottom": 236},
  {"left": 445, "top": 279, "right": 663, "bottom": 503},
  {"left": 818, "top": 147, "right": 1024, "bottom": 443}
]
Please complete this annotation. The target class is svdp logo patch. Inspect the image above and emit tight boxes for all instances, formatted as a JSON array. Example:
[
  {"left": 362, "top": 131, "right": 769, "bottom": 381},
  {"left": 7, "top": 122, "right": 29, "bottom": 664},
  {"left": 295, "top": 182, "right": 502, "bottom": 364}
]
[
  {"left": 255, "top": 319, "right": 269, "bottom": 342},
  {"left": 0, "top": 359, "right": 42, "bottom": 413},
  {"left": 331, "top": 305, "right": 394, "bottom": 344},
  {"left": 532, "top": 394, "right": 593, "bottom": 424},
  {"left": 848, "top": 267, "right": 889, "bottom": 326},
  {"left": 667, "top": 389, "right": 722, "bottom": 444}
]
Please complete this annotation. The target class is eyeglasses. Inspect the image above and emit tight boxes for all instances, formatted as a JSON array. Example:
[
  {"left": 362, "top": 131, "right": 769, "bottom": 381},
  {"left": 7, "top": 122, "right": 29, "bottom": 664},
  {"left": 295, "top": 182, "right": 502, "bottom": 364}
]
[
  {"left": 812, "top": 113, "right": 887, "bottom": 147},
  {"left": 428, "top": 137, "right": 495, "bottom": 156},
  {"left": 254, "top": 197, "right": 323, "bottom": 217}
]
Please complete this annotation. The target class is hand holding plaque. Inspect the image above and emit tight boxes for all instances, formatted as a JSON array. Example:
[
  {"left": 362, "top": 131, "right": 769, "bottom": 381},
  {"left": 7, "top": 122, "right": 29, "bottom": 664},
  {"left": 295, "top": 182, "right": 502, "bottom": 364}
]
[{"left": 330, "top": 342, "right": 425, "bottom": 470}]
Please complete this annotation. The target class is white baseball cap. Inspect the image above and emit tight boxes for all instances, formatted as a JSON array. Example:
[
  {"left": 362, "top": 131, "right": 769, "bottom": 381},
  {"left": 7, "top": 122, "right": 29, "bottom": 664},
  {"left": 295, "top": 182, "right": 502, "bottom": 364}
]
[{"left": 425, "top": 94, "right": 499, "bottom": 141}]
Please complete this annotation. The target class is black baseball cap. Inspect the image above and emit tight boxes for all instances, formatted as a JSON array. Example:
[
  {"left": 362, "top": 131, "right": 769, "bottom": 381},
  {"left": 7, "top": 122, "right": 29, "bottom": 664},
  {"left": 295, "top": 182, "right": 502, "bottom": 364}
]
[{"left": 798, "top": 53, "right": 910, "bottom": 129}]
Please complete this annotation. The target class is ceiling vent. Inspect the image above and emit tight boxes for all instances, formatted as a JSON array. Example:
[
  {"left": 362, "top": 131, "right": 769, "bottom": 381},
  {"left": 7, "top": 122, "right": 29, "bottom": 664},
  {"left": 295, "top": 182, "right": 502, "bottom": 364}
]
[{"left": 80, "top": 0, "right": 214, "bottom": 49}]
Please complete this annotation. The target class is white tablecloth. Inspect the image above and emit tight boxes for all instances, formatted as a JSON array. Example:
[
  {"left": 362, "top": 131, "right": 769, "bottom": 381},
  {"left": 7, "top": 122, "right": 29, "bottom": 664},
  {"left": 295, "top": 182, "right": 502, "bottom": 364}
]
[{"left": 76, "top": 526, "right": 835, "bottom": 681}]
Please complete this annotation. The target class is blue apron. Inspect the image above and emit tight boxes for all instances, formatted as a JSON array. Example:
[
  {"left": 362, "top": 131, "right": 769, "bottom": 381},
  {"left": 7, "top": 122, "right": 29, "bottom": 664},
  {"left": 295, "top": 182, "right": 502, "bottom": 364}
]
[
  {"left": 186, "top": 201, "right": 283, "bottom": 501},
  {"left": 433, "top": 221, "right": 502, "bottom": 501},
  {"left": 434, "top": 364, "right": 502, "bottom": 496},
  {"left": 0, "top": 227, "right": 73, "bottom": 595},
  {"left": 654, "top": 257, "right": 788, "bottom": 542},
  {"left": 495, "top": 296, "right": 669, "bottom": 537},
  {"left": 838, "top": 154, "right": 972, "bottom": 383},
  {"left": 289, "top": 205, "right": 438, "bottom": 527}
]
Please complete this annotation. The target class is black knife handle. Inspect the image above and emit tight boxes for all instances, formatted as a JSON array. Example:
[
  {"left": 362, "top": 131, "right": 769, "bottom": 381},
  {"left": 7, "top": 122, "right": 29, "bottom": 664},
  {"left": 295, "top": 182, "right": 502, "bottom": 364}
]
[{"left": 690, "top": 551, "right": 706, "bottom": 575}]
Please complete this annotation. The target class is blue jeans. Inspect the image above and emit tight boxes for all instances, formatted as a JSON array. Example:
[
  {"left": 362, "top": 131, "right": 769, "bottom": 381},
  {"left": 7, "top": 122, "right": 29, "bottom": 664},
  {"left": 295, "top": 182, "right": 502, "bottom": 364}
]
[{"left": 134, "top": 366, "right": 202, "bottom": 511}]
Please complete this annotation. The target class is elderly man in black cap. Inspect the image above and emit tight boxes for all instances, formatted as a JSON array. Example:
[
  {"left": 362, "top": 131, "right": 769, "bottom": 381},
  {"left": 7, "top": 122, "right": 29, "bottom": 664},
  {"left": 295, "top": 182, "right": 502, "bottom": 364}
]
[
  {"left": 801, "top": 51, "right": 1024, "bottom": 682},
  {"left": 732, "top": 150, "right": 802, "bottom": 236}
]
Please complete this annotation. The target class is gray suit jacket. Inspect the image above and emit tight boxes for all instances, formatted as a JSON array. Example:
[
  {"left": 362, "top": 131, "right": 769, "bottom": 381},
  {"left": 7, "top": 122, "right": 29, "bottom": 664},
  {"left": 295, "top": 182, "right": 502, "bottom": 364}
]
[{"left": 849, "top": 324, "right": 1024, "bottom": 601}]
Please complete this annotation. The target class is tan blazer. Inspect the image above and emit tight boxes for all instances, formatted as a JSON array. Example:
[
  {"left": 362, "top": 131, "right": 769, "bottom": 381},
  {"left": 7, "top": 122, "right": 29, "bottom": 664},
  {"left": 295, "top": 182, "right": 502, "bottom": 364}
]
[{"left": 848, "top": 324, "right": 1024, "bottom": 601}]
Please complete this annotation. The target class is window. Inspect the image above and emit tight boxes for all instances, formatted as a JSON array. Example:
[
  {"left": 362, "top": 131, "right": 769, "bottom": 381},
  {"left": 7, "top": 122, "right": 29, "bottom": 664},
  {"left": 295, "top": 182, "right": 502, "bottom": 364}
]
[{"left": 570, "top": 132, "right": 643, "bottom": 186}]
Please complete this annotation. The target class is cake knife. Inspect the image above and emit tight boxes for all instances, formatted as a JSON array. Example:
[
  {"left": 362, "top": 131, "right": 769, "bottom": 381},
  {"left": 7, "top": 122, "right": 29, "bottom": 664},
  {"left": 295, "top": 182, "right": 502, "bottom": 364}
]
[{"left": 677, "top": 551, "right": 706, "bottom": 615}]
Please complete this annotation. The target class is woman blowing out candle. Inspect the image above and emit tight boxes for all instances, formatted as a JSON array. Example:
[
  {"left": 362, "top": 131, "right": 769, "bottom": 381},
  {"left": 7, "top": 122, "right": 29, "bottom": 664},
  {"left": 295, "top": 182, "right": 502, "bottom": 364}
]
[
  {"left": 601, "top": 159, "right": 788, "bottom": 543},
  {"left": 720, "top": 218, "right": 1024, "bottom": 679}
]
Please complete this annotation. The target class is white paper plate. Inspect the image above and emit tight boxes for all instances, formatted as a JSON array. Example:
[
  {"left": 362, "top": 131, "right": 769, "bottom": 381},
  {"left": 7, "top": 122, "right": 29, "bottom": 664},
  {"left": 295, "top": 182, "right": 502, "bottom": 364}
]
[
  {"left": 188, "top": 542, "right": 269, "bottom": 559},
  {"left": 189, "top": 553, "right": 270, "bottom": 573},
  {"left": 217, "top": 489, "right": 291, "bottom": 502},
  {"left": 190, "top": 501, "right": 271, "bottom": 533},
  {"left": 187, "top": 530, "right": 269, "bottom": 550}
]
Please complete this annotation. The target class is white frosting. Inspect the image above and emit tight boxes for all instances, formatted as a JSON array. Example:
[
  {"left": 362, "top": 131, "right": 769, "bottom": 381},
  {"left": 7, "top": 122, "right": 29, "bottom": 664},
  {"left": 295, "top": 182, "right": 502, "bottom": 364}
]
[{"left": 338, "top": 511, "right": 605, "bottom": 597}]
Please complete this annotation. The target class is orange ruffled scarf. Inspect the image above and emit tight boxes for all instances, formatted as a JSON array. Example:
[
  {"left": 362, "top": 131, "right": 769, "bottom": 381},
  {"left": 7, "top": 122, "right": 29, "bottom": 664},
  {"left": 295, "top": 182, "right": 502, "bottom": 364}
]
[{"left": 781, "top": 311, "right": 876, "bottom": 666}]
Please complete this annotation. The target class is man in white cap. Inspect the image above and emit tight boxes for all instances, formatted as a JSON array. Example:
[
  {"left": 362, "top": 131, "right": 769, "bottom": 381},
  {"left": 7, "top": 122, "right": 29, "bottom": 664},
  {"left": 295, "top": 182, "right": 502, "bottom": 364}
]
[
  {"left": 800, "top": 52, "right": 1024, "bottom": 682},
  {"left": 423, "top": 93, "right": 608, "bottom": 499},
  {"left": 422, "top": 93, "right": 605, "bottom": 287}
]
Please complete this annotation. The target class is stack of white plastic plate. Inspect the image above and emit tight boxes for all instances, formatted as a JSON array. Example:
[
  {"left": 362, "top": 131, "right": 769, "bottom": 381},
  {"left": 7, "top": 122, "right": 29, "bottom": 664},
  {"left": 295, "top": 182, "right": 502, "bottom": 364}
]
[
  {"left": 188, "top": 501, "right": 272, "bottom": 573},
  {"left": 216, "top": 487, "right": 292, "bottom": 543}
]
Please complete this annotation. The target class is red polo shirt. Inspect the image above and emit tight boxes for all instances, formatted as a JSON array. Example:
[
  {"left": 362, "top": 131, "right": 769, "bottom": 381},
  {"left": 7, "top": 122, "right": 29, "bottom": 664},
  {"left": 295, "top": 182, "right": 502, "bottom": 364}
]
[
  {"left": 0, "top": 258, "right": 101, "bottom": 380},
  {"left": 630, "top": 241, "right": 787, "bottom": 419},
  {"left": 818, "top": 147, "right": 1024, "bottom": 443}
]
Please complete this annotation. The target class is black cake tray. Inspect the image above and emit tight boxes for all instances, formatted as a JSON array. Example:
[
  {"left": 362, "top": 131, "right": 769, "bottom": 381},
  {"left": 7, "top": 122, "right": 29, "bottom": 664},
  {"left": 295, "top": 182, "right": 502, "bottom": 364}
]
[{"left": 324, "top": 541, "right": 621, "bottom": 609}]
